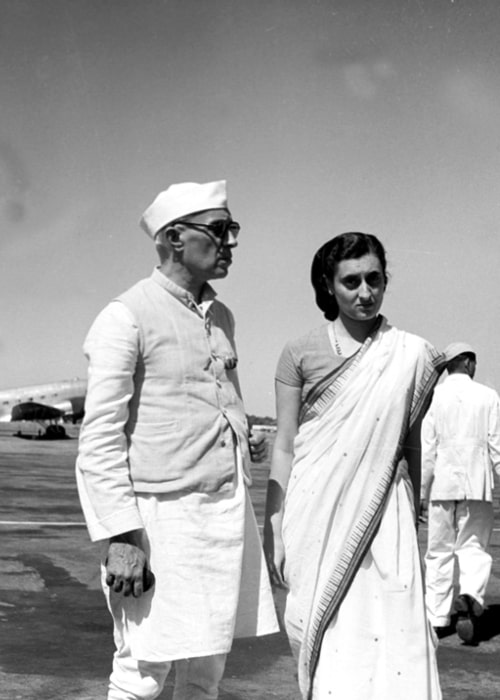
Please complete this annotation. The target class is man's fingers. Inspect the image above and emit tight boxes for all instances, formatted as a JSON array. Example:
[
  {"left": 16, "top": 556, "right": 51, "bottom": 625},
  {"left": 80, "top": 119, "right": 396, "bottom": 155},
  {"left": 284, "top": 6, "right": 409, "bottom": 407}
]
[
  {"left": 249, "top": 433, "right": 268, "bottom": 462},
  {"left": 143, "top": 569, "right": 155, "bottom": 593},
  {"left": 106, "top": 567, "right": 155, "bottom": 598},
  {"left": 105, "top": 541, "right": 152, "bottom": 597},
  {"left": 132, "top": 579, "right": 144, "bottom": 598},
  {"left": 130, "top": 568, "right": 156, "bottom": 597},
  {"left": 251, "top": 440, "right": 266, "bottom": 453}
]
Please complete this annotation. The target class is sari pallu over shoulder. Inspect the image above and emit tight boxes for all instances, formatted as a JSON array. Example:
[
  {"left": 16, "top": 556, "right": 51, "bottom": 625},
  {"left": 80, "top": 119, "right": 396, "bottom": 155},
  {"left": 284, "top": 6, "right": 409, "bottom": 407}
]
[{"left": 281, "top": 318, "right": 444, "bottom": 699}]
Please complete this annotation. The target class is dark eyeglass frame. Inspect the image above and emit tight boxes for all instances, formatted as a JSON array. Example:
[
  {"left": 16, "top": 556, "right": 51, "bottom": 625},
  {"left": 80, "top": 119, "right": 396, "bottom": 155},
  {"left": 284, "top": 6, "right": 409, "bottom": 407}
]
[{"left": 177, "top": 219, "right": 240, "bottom": 243}]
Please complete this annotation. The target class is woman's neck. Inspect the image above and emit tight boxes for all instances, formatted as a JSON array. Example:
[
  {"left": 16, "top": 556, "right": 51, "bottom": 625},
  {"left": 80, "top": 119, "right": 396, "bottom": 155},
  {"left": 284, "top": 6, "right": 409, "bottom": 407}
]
[{"left": 335, "top": 314, "right": 379, "bottom": 343}]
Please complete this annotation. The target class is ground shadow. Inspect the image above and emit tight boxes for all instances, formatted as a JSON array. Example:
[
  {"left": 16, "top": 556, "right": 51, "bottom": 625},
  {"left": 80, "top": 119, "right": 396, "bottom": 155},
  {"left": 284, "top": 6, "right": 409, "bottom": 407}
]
[
  {"left": 225, "top": 632, "right": 292, "bottom": 679},
  {"left": 0, "top": 553, "right": 112, "bottom": 678}
]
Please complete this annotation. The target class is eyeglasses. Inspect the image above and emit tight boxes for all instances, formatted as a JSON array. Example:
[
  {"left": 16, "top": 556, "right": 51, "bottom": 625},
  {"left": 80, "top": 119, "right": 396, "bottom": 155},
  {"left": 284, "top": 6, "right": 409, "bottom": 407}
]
[{"left": 178, "top": 219, "right": 240, "bottom": 243}]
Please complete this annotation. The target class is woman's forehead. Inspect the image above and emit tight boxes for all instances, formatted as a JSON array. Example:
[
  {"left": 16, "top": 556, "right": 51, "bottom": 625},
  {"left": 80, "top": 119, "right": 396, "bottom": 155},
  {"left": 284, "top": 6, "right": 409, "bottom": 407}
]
[{"left": 335, "top": 253, "right": 383, "bottom": 275}]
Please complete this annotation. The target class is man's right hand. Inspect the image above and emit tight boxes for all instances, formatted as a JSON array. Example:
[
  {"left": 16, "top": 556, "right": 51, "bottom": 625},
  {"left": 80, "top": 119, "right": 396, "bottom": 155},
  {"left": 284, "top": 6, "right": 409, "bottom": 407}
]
[{"left": 105, "top": 532, "right": 154, "bottom": 598}]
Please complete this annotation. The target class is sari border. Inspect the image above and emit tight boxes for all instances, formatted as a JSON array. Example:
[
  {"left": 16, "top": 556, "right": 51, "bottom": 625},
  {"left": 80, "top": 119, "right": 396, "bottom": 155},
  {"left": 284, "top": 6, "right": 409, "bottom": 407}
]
[
  {"left": 299, "top": 316, "right": 384, "bottom": 425},
  {"left": 302, "top": 327, "right": 444, "bottom": 698},
  {"left": 409, "top": 347, "right": 447, "bottom": 430},
  {"left": 305, "top": 428, "right": 407, "bottom": 699}
]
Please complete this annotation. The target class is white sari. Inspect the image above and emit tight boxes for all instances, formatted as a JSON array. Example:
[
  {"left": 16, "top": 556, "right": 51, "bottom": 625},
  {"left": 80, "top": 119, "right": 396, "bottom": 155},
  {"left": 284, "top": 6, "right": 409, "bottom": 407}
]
[{"left": 282, "top": 318, "right": 444, "bottom": 699}]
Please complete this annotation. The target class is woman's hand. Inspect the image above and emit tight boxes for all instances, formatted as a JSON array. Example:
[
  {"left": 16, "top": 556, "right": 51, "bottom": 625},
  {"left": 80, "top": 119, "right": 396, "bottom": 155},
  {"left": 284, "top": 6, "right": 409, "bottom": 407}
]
[
  {"left": 263, "top": 382, "right": 300, "bottom": 590},
  {"left": 263, "top": 521, "right": 287, "bottom": 589}
]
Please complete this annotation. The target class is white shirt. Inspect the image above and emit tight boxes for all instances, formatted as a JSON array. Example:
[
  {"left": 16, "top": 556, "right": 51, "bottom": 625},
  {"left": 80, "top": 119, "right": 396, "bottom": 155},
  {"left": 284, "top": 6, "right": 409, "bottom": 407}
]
[{"left": 421, "top": 373, "right": 500, "bottom": 502}]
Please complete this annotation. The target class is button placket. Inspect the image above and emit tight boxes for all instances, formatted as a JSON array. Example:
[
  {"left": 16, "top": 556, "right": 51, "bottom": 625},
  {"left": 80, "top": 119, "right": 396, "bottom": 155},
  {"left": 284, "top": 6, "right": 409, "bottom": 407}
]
[{"left": 201, "top": 308, "right": 233, "bottom": 449}]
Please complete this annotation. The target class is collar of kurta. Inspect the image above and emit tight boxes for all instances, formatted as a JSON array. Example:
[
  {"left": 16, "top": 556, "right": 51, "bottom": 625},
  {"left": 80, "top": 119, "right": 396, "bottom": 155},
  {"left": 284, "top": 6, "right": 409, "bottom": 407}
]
[
  {"left": 151, "top": 267, "right": 217, "bottom": 313},
  {"left": 445, "top": 373, "right": 472, "bottom": 382}
]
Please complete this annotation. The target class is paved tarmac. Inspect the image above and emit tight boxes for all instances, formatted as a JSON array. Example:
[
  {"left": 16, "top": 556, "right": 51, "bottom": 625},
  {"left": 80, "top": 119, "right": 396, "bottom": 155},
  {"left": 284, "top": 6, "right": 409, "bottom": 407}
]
[{"left": 1, "top": 426, "right": 500, "bottom": 699}]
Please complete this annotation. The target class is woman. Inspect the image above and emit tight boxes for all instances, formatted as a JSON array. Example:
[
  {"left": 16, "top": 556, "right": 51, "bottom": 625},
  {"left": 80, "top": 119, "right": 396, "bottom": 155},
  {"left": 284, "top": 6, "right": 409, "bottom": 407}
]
[{"left": 264, "top": 232, "right": 445, "bottom": 700}]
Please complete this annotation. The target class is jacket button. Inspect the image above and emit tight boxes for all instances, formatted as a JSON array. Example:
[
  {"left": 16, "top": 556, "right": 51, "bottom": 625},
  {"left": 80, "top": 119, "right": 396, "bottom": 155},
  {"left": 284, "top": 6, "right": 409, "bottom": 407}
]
[{"left": 220, "top": 440, "right": 226, "bottom": 447}]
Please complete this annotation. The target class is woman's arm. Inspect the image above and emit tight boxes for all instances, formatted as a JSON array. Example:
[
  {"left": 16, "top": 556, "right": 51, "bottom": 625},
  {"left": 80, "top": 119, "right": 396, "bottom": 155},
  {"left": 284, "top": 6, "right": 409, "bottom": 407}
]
[
  {"left": 403, "top": 416, "right": 423, "bottom": 522},
  {"left": 263, "top": 381, "right": 301, "bottom": 587}
]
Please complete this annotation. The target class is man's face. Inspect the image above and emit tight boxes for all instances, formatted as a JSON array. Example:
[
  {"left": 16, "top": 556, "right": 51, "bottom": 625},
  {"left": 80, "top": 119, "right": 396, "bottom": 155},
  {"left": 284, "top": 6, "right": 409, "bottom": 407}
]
[{"left": 176, "top": 208, "right": 238, "bottom": 283}]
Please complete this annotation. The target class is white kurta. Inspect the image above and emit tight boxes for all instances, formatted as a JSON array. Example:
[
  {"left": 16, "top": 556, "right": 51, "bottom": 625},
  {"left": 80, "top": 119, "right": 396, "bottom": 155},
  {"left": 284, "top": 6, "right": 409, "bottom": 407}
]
[
  {"left": 97, "top": 450, "right": 278, "bottom": 661},
  {"left": 421, "top": 374, "right": 500, "bottom": 502}
]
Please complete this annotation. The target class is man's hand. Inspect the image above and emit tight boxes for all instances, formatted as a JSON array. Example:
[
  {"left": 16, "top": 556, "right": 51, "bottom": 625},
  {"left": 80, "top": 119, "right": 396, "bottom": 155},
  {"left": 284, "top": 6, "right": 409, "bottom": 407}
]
[
  {"left": 249, "top": 431, "right": 268, "bottom": 463},
  {"left": 419, "top": 500, "right": 428, "bottom": 525},
  {"left": 105, "top": 531, "right": 154, "bottom": 598}
]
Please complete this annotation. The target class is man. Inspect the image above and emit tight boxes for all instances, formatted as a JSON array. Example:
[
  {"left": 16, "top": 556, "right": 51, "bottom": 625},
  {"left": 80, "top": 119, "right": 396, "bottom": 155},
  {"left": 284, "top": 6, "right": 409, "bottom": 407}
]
[
  {"left": 421, "top": 342, "right": 500, "bottom": 643},
  {"left": 76, "top": 180, "right": 278, "bottom": 700}
]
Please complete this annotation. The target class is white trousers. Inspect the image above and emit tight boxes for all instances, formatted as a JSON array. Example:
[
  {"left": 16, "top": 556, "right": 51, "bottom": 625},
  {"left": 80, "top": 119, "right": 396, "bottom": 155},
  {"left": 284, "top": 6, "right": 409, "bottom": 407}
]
[
  {"left": 108, "top": 643, "right": 227, "bottom": 700},
  {"left": 424, "top": 499, "right": 494, "bottom": 627}
]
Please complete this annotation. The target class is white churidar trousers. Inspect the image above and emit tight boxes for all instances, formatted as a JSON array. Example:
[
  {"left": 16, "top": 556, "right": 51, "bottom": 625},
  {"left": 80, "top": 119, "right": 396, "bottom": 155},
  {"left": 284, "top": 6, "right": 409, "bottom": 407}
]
[
  {"left": 424, "top": 499, "right": 494, "bottom": 627},
  {"left": 108, "top": 643, "right": 226, "bottom": 700}
]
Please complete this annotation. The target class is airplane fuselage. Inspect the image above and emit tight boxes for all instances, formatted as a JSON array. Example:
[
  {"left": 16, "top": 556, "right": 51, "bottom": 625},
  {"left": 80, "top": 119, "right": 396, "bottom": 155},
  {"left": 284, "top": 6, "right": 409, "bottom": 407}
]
[{"left": 0, "top": 379, "right": 87, "bottom": 423}]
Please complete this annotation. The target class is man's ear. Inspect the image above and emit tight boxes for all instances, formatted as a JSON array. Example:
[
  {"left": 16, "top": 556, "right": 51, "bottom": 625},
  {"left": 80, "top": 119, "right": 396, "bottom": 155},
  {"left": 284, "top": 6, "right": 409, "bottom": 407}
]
[
  {"left": 465, "top": 356, "right": 476, "bottom": 378},
  {"left": 162, "top": 224, "right": 184, "bottom": 251}
]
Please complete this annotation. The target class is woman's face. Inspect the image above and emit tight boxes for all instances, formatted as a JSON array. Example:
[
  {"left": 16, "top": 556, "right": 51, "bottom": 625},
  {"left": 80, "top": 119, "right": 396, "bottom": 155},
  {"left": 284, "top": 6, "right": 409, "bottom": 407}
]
[{"left": 330, "top": 253, "right": 385, "bottom": 323}]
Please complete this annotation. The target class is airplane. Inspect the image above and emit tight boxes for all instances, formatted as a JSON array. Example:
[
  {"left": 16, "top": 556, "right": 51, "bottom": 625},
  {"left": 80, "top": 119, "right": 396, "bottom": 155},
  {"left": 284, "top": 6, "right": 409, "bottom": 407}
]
[{"left": 0, "top": 378, "right": 87, "bottom": 438}]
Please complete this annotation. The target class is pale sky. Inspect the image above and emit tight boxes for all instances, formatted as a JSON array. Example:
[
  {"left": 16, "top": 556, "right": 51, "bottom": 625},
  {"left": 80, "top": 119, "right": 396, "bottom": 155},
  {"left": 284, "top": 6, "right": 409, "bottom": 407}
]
[{"left": 1, "top": 0, "right": 499, "bottom": 415}]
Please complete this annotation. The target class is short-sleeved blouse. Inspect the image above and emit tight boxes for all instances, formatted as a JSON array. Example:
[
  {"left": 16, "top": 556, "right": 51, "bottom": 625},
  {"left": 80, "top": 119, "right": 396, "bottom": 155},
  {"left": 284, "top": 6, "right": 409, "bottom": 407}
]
[{"left": 275, "top": 323, "right": 344, "bottom": 403}]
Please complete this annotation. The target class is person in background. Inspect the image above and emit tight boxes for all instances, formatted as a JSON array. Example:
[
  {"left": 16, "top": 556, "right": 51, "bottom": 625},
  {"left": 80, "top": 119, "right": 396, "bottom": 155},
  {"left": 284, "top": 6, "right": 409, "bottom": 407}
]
[
  {"left": 76, "top": 180, "right": 278, "bottom": 700},
  {"left": 264, "top": 232, "right": 444, "bottom": 699},
  {"left": 421, "top": 342, "right": 500, "bottom": 643}
]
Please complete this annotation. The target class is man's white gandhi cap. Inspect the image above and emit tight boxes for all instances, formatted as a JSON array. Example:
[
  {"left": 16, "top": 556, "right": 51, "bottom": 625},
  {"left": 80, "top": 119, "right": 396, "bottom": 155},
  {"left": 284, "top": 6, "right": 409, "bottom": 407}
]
[
  {"left": 443, "top": 341, "right": 476, "bottom": 363},
  {"left": 140, "top": 180, "right": 228, "bottom": 239}
]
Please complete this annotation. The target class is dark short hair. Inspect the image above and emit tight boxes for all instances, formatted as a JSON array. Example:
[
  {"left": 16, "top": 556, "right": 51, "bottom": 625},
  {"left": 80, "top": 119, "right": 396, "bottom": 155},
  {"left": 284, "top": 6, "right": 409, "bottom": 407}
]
[
  {"left": 447, "top": 352, "right": 476, "bottom": 373},
  {"left": 311, "top": 232, "right": 388, "bottom": 320}
]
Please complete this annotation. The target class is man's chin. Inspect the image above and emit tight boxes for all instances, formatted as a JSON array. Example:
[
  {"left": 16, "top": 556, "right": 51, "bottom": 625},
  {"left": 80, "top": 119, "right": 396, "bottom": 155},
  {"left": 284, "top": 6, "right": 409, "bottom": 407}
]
[
  {"left": 206, "top": 272, "right": 228, "bottom": 283},
  {"left": 213, "top": 264, "right": 231, "bottom": 278}
]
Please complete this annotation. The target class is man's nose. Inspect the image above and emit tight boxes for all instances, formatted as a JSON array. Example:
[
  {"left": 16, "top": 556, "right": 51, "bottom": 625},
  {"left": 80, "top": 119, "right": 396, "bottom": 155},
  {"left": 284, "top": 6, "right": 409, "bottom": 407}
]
[{"left": 223, "top": 230, "right": 238, "bottom": 247}]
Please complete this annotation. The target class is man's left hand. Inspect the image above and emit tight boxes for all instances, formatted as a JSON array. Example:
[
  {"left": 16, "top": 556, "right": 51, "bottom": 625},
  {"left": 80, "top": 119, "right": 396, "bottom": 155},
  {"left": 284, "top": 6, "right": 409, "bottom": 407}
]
[
  {"left": 249, "top": 432, "right": 268, "bottom": 463},
  {"left": 419, "top": 500, "right": 428, "bottom": 524}
]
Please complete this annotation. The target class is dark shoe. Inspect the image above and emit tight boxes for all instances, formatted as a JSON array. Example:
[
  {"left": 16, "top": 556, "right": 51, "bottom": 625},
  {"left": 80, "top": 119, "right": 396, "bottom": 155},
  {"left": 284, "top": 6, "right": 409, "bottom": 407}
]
[
  {"left": 433, "top": 625, "right": 450, "bottom": 640},
  {"left": 454, "top": 594, "right": 483, "bottom": 644}
]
